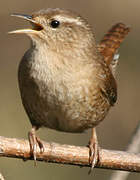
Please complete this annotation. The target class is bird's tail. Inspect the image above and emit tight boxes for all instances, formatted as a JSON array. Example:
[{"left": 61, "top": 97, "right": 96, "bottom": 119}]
[{"left": 98, "top": 23, "right": 130, "bottom": 69}]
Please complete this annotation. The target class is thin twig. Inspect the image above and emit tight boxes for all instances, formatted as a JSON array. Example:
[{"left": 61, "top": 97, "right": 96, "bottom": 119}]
[
  {"left": 0, "top": 136, "right": 140, "bottom": 172},
  {"left": 0, "top": 172, "right": 5, "bottom": 180},
  {"left": 110, "top": 121, "right": 140, "bottom": 180}
]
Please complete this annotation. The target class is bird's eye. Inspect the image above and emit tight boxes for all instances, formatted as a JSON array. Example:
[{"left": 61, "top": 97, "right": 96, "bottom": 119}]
[{"left": 50, "top": 20, "right": 60, "bottom": 28}]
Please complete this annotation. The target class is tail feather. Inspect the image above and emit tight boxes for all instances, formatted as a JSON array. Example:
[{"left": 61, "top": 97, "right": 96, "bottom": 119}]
[{"left": 98, "top": 23, "right": 130, "bottom": 66}]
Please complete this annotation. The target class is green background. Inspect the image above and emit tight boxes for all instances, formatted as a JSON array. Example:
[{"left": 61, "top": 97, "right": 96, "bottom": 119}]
[{"left": 0, "top": 0, "right": 140, "bottom": 179}]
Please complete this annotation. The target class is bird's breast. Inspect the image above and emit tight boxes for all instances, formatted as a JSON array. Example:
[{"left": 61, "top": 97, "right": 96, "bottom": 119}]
[{"left": 18, "top": 48, "right": 110, "bottom": 132}]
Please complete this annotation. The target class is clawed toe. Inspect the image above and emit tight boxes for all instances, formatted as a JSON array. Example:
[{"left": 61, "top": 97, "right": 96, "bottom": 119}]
[
  {"left": 88, "top": 128, "right": 99, "bottom": 174},
  {"left": 88, "top": 140, "right": 99, "bottom": 174},
  {"left": 28, "top": 126, "right": 44, "bottom": 163},
  {"left": 36, "top": 136, "right": 44, "bottom": 153}
]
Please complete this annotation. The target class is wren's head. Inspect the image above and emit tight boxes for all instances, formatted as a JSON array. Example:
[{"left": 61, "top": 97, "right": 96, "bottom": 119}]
[{"left": 10, "top": 8, "right": 96, "bottom": 52}]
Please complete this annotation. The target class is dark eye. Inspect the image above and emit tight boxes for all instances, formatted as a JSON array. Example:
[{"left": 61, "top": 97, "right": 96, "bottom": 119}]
[{"left": 50, "top": 20, "right": 60, "bottom": 28}]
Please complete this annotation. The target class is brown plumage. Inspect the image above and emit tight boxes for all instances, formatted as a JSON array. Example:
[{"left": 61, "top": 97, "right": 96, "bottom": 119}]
[
  {"left": 98, "top": 23, "right": 130, "bottom": 66},
  {"left": 10, "top": 9, "right": 129, "bottom": 171}
]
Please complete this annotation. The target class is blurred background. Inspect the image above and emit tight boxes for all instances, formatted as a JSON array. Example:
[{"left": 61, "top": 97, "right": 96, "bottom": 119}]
[{"left": 0, "top": 0, "right": 140, "bottom": 179}]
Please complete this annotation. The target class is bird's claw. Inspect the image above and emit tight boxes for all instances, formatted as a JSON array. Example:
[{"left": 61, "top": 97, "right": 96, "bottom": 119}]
[
  {"left": 88, "top": 140, "right": 99, "bottom": 174},
  {"left": 88, "top": 128, "right": 99, "bottom": 174},
  {"left": 28, "top": 127, "right": 44, "bottom": 164}
]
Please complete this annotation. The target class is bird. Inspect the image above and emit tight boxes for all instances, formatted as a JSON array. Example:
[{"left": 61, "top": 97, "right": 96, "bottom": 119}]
[{"left": 9, "top": 8, "right": 127, "bottom": 171}]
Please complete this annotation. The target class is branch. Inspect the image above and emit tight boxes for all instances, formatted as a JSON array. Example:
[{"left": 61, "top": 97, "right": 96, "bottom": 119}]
[
  {"left": 0, "top": 136, "right": 140, "bottom": 172},
  {"left": 110, "top": 121, "right": 140, "bottom": 180},
  {"left": 0, "top": 172, "right": 5, "bottom": 180}
]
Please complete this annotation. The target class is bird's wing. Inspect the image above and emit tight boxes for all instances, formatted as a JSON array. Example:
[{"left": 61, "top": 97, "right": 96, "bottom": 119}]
[{"left": 98, "top": 66, "right": 117, "bottom": 106}]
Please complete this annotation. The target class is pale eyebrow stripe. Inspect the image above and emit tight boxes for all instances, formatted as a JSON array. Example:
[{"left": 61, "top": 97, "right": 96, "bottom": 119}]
[{"left": 52, "top": 15, "right": 83, "bottom": 25}]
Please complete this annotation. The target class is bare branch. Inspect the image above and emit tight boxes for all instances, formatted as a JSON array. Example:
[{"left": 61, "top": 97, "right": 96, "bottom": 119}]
[
  {"left": 0, "top": 172, "right": 5, "bottom": 180},
  {"left": 110, "top": 121, "right": 140, "bottom": 180},
  {"left": 0, "top": 136, "right": 140, "bottom": 172}
]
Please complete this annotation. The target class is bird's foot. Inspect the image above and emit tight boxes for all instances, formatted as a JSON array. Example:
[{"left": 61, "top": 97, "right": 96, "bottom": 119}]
[
  {"left": 28, "top": 126, "right": 44, "bottom": 165},
  {"left": 88, "top": 139, "right": 99, "bottom": 174},
  {"left": 88, "top": 128, "right": 99, "bottom": 174}
]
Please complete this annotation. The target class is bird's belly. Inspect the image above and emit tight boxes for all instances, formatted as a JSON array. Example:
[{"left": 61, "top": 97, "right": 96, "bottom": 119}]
[
  {"left": 21, "top": 85, "right": 110, "bottom": 133},
  {"left": 19, "top": 57, "right": 110, "bottom": 133}
]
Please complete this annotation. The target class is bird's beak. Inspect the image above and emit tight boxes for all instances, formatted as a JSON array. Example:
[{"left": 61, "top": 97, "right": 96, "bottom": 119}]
[{"left": 9, "top": 13, "right": 43, "bottom": 34}]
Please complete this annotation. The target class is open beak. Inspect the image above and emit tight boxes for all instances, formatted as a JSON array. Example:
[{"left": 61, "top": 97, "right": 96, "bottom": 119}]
[{"left": 9, "top": 13, "right": 43, "bottom": 34}]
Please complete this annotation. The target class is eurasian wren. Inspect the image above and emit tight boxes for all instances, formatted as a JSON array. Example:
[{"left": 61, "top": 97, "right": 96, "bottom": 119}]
[{"left": 10, "top": 8, "right": 119, "bottom": 170}]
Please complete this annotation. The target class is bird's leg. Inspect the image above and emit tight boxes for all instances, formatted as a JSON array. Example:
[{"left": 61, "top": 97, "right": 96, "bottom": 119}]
[
  {"left": 88, "top": 127, "right": 99, "bottom": 173},
  {"left": 28, "top": 126, "right": 44, "bottom": 163}
]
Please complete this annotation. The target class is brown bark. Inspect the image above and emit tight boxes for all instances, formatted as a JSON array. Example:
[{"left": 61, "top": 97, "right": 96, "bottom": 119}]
[{"left": 0, "top": 136, "right": 140, "bottom": 172}]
